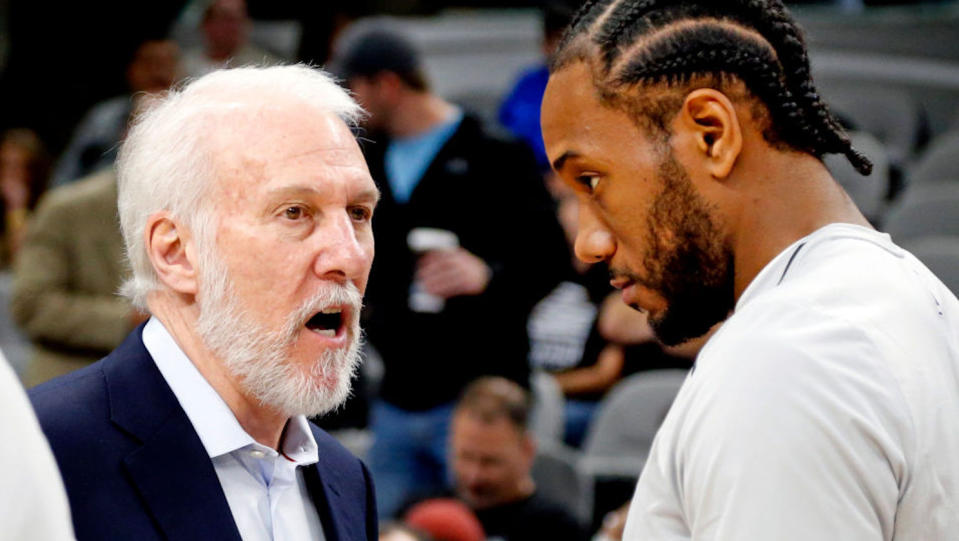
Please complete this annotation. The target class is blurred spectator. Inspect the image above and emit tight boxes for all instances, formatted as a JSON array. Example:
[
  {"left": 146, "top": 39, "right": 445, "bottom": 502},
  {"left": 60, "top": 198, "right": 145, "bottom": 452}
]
[
  {"left": 330, "top": 18, "right": 570, "bottom": 518},
  {"left": 51, "top": 37, "right": 180, "bottom": 187},
  {"left": 11, "top": 170, "right": 145, "bottom": 386},
  {"left": 0, "top": 2, "right": 186, "bottom": 159},
  {"left": 529, "top": 182, "right": 702, "bottom": 447},
  {"left": 498, "top": 2, "right": 574, "bottom": 173},
  {"left": 564, "top": 288, "right": 712, "bottom": 447},
  {"left": 0, "top": 347, "right": 74, "bottom": 539},
  {"left": 592, "top": 500, "right": 630, "bottom": 541},
  {"left": 380, "top": 522, "right": 433, "bottom": 541},
  {"left": 450, "top": 377, "right": 589, "bottom": 541},
  {"left": 181, "top": 0, "right": 280, "bottom": 77},
  {"left": 0, "top": 129, "right": 50, "bottom": 266},
  {"left": 403, "top": 498, "right": 485, "bottom": 541}
]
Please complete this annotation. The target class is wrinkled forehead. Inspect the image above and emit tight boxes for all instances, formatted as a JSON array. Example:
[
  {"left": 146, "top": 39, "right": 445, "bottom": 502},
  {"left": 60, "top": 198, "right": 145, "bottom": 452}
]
[
  {"left": 180, "top": 106, "right": 370, "bottom": 218},
  {"left": 204, "top": 103, "right": 362, "bottom": 172}
]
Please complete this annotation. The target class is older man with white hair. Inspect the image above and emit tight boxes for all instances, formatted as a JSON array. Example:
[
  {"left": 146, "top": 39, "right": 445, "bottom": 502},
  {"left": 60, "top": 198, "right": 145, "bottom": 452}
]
[{"left": 29, "top": 64, "right": 379, "bottom": 540}]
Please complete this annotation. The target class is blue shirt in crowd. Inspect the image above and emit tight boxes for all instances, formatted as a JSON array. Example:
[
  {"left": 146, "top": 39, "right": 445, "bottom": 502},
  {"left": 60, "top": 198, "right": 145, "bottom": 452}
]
[{"left": 385, "top": 109, "right": 464, "bottom": 204}]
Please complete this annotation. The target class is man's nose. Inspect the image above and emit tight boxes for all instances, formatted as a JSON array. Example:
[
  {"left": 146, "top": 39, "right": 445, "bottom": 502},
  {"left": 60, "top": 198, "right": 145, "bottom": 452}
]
[
  {"left": 574, "top": 207, "right": 615, "bottom": 264},
  {"left": 459, "top": 464, "right": 484, "bottom": 487},
  {"left": 313, "top": 211, "right": 371, "bottom": 282}
]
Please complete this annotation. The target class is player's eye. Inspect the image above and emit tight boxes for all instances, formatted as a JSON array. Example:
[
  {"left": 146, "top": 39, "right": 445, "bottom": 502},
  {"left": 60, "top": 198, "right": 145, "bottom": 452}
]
[{"left": 576, "top": 174, "right": 600, "bottom": 192}]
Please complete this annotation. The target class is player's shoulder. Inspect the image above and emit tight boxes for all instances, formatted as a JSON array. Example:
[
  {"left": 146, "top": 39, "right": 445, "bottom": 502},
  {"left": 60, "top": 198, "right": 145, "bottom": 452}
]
[
  {"left": 687, "top": 288, "right": 903, "bottom": 425},
  {"left": 703, "top": 293, "right": 871, "bottom": 372}
]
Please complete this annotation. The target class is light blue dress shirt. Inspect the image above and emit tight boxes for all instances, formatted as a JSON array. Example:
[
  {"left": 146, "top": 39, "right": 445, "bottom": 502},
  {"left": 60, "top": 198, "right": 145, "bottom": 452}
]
[{"left": 143, "top": 318, "right": 325, "bottom": 541}]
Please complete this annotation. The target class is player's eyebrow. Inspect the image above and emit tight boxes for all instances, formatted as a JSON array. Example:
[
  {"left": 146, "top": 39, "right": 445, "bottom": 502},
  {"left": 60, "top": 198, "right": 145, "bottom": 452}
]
[{"left": 552, "top": 150, "right": 580, "bottom": 172}]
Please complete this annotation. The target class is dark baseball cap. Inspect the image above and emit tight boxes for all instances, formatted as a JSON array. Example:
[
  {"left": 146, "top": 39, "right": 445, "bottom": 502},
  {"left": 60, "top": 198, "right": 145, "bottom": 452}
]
[{"left": 328, "top": 18, "right": 422, "bottom": 81}]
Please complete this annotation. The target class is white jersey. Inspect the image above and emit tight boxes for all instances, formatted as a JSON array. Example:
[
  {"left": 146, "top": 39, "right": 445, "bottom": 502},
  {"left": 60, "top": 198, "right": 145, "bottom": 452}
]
[
  {"left": 0, "top": 349, "right": 75, "bottom": 540},
  {"left": 625, "top": 223, "right": 959, "bottom": 540}
]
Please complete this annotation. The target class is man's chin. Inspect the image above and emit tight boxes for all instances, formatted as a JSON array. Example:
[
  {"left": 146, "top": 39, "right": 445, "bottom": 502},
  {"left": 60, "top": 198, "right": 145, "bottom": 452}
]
[
  {"left": 231, "top": 352, "right": 356, "bottom": 418},
  {"left": 649, "top": 309, "right": 718, "bottom": 347},
  {"left": 260, "top": 379, "right": 352, "bottom": 419},
  {"left": 459, "top": 491, "right": 495, "bottom": 511}
]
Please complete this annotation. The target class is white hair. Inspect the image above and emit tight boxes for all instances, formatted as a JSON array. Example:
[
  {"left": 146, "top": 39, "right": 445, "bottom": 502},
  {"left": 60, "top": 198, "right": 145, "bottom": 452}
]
[{"left": 115, "top": 64, "right": 363, "bottom": 309}]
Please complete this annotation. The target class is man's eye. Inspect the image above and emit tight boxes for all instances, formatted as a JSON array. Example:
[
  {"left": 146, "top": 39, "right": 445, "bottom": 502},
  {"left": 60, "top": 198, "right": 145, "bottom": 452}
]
[
  {"left": 349, "top": 206, "right": 372, "bottom": 222},
  {"left": 284, "top": 206, "right": 306, "bottom": 220}
]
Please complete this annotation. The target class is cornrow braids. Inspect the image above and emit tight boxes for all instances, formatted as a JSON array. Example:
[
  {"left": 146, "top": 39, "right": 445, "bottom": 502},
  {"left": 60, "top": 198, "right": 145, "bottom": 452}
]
[
  {"left": 552, "top": 0, "right": 615, "bottom": 69},
  {"left": 559, "top": 0, "right": 612, "bottom": 53},
  {"left": 554, "top": 0, "right": 872, "bottom": 175},
  {"left": 596, "top": 0, "right": 656, "bottom": 70}
]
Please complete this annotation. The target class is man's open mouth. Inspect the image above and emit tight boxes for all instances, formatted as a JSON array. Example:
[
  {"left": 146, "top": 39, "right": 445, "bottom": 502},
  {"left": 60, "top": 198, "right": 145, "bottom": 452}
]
[{"left": 305, "top": 307, "right": 346, "bottom": 337}]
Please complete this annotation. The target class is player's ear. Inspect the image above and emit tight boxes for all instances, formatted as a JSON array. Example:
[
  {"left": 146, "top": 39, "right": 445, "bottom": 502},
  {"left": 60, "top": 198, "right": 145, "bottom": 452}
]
[
  {"left": 677, "top": 88, "right": 743, "bottom": 180},
  {"left": 144, "top": 211, "right": 198, "bottom": 295}
]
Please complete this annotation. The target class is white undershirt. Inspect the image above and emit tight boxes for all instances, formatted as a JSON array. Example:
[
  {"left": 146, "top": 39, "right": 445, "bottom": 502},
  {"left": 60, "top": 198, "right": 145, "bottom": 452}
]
[{"left": 144, "top": 318, "right": 325, "bottom": 541}]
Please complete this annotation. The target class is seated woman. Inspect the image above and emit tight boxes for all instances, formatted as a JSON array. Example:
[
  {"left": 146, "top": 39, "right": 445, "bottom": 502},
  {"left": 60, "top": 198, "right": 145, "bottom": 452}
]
[{"left": 0, "top": 129, "right": 50, "bottom": 267}]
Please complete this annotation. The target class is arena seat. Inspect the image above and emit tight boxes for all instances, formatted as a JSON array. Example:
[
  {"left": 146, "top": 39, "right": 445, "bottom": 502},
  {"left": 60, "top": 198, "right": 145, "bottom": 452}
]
[
  {"left": 884, "top": 181, "right": 959, "bottom": 242},
  {"left": 909, "top": 130, "right": 959, "bottom": 185}
]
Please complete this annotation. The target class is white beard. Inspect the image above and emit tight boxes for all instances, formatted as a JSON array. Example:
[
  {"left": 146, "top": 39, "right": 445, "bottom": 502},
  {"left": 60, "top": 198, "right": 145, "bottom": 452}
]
[{"left": 194, "top": 249, "right": 363, "bottom": 418}]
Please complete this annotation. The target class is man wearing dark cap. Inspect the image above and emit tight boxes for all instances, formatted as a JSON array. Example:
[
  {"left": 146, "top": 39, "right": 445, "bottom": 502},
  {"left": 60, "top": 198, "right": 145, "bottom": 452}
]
[{"left": 330, "top": 19, "right": 570, "bottom": 519}]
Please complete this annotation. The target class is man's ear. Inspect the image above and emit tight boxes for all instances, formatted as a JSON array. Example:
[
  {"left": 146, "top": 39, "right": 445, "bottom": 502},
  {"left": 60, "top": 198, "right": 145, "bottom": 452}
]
[
  {"left": 678, "top": 88, "right": 743, "bottom": 180},
  {"left": 144, "top": 211, "right": 198, "bottom": 295},
  {"left": 376, "top": 71, "right": 406, "bottom": 101}
]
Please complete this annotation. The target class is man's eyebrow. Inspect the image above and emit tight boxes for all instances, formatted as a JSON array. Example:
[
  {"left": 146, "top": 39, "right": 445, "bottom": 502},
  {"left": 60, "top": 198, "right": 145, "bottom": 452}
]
[
  {"left": 552, "top": 150, "right": 579, "bottom": 172},
  {"left": 357, "top": 187, "right": 381, "bottom": 206},
  {"left": 264, "top": 184, "right": 380, "bottom": 202},
  {"left": 265, "top": 185, "right": 324, "bottom": 199}
]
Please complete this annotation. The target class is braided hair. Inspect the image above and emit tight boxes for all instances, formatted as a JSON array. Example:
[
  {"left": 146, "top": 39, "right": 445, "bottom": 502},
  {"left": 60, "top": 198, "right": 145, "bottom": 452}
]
[{"left": 552, "top": 0, "right": 872, "bottom": 175}]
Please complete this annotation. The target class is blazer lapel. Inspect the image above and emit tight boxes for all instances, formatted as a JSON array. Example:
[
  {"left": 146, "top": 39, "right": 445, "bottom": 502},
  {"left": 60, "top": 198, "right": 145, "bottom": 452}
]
[
  {"left": 302, "top": 437, "right": 370, "bottom": 541},
  {"left": 104, "top": 330, "right": 242, "bottom": 541},
  {"left": 304, "top": 463, "right": 348, "bottom": 541}
]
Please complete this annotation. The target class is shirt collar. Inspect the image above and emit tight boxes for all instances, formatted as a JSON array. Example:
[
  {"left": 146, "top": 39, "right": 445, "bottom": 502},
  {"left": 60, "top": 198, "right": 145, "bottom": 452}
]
[
  {"left": 143, "top": 317, "right": 318, "bottom": 465},
  {"left": 280, "top": 415, "right": 319, "bottom": 465},
  {"left": 735, "top": 222, "right": 897, "bottom": 311}
]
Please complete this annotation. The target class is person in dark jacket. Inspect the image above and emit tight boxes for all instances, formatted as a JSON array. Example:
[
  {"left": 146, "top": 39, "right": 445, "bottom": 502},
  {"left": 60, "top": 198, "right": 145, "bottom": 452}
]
[{"left": 330, "top": 18, "right": 571, "bottom": 519}]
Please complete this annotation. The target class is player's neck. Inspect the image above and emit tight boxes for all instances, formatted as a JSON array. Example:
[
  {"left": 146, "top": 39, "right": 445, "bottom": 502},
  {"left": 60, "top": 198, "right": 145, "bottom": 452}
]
[{"left": 729, "top": 152, "right": 871, "bottom": 300}]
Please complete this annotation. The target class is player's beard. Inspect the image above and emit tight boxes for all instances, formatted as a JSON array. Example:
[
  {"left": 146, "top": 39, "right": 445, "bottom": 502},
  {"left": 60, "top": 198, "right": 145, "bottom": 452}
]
[
  {"left": 635, "top": 151, "right": 734, "bottom": 346},
  {"left": 194, "top": 246, "right": 363, "bottom": 418}
]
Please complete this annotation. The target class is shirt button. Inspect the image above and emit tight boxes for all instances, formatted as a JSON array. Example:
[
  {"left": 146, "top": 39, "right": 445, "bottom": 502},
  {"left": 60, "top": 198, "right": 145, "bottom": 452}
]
[{"left": 249, "top": 450, "right": 266, "bottom": 459}]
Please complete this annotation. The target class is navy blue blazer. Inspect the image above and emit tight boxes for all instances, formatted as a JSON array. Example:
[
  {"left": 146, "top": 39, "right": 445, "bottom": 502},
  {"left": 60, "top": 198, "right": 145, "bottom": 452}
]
[{"left": 29, "top": 326, "right": 378, "bottom": 540}]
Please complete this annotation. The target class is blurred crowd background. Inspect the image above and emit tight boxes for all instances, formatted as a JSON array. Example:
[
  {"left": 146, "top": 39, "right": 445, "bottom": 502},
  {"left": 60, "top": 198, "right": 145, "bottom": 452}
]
[{"left": 0, "top": 0, "right": 957, "bottom": 539}]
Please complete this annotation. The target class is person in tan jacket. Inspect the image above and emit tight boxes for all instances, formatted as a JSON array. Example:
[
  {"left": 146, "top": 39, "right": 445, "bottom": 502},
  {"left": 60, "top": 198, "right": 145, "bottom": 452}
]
[{"left": 11, "top": 169, "right": 145, "bottom": 385}]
